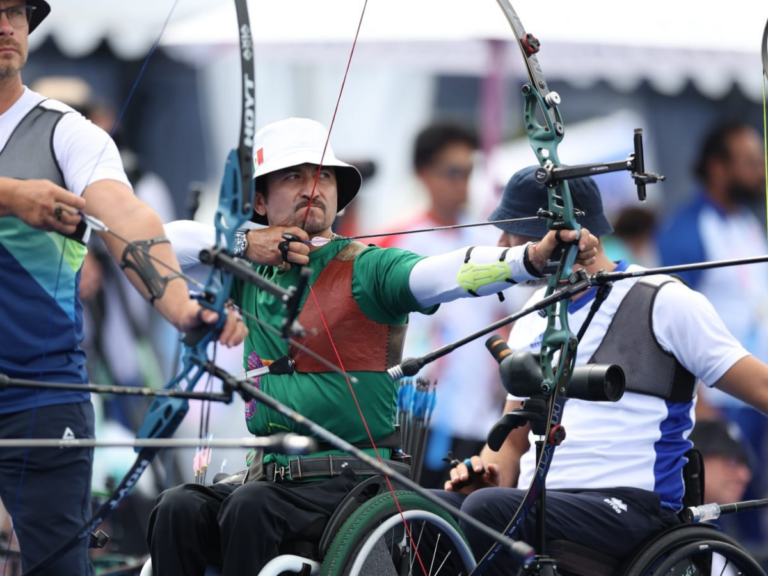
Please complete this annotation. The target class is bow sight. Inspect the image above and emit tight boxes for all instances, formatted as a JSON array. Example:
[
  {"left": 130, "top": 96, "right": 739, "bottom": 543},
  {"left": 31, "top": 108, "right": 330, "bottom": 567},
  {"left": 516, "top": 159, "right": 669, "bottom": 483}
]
[{"left": 533, "top": 128, "right": 666, "bottom": 203}]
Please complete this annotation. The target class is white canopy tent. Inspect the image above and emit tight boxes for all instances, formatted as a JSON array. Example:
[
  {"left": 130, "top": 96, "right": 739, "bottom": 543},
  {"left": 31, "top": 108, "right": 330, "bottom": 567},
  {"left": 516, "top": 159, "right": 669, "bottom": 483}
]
[
  {"left": 30, "top": 1, "right": 768, "bottom": 100},
  {"left": 29, "top": 1, "right": 768, "bottom": 230}
]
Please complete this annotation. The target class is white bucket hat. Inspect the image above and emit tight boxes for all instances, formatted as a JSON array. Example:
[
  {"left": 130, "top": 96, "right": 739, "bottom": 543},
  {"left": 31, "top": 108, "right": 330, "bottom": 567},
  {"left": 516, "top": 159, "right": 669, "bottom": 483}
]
[{"left": 251, "top": 117, "right": 362, "bottom": 225}]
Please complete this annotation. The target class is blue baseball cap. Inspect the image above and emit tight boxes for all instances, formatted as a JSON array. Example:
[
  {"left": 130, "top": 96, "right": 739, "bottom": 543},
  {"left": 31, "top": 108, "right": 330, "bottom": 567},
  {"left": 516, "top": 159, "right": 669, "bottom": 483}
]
[{"left": 490, "top": 166, "right": 614, "bottom": 238}]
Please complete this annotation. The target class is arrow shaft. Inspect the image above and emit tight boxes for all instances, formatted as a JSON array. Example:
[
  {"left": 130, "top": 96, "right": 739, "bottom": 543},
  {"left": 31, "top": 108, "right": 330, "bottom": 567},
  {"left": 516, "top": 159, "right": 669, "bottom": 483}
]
[{"left": 0, "top": 435, "right": 314, "bottom": 450}]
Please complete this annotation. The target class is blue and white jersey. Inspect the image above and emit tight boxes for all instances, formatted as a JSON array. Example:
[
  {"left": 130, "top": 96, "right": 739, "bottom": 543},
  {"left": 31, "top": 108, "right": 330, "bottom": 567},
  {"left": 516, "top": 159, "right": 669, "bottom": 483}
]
[
  {"left": 0, "top": 88, "right": 130, "bottom": 414},
  {"left": 508, "top": 262, "right": 748, "bottom": 511}
]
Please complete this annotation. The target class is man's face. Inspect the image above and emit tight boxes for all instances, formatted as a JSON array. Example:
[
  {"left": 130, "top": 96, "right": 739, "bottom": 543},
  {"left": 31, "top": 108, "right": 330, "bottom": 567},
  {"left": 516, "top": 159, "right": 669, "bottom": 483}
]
[
  {"left": 418, "top": 142, "right": 474, "bottom": 214},
  {"left": 0, "top": 1, "right": 28, "bottom": 81},
  {"left": 703, "top": 455, "right": 751, "bottom": 505},
  {"left": 254, "top": 163, "right": 338, "bottom": 235},
  {"left": 722, "top": 128, "right": 765, "bottom": 204}
]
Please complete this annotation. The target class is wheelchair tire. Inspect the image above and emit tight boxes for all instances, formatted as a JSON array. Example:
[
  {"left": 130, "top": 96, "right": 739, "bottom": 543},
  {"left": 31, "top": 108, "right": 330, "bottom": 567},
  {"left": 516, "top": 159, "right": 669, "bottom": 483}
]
[
  {"left": 623, "top": 525, "right": 765, "bottom": 576},
  {"left": 320, "top": 490, "right": 475, "bottom": 576}
]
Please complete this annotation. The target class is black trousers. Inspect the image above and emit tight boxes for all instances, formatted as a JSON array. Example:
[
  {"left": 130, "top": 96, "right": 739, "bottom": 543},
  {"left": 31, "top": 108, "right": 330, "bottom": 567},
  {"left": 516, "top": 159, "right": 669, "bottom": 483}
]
[
  {"left": 435, "top": 486, "right": 680, "bottom": 576},
  {"left": 147, "top": 470, "right": 360, "bottom": 576},
  {"left": 0, "top": 402, "right": 95, "bottom": 576}
]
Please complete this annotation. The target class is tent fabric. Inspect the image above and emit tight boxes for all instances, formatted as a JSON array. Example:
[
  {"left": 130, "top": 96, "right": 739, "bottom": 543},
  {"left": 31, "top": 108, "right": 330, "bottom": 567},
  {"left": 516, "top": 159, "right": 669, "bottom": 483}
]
[{"left": 30, "top": 0, "right": 768, "bottom": 101}]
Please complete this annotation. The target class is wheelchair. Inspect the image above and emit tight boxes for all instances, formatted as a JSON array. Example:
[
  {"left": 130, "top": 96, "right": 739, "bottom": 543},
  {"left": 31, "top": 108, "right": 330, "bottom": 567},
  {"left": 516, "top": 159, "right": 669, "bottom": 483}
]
[
  {"left": 140, "top": 475, "right": 476, "bottom": 576},
  {"left": 547, "top": 449, "right": 765, "bottom": 576},
  {"left": 142, "top": 450, "right": 765, "bottom": 576}
]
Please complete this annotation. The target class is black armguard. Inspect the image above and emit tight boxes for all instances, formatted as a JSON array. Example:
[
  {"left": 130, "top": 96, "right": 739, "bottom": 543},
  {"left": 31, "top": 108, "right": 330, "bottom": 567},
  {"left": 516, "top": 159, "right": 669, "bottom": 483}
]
[{"left": 120, "top": 237, "right": 181, "bottom": 305}]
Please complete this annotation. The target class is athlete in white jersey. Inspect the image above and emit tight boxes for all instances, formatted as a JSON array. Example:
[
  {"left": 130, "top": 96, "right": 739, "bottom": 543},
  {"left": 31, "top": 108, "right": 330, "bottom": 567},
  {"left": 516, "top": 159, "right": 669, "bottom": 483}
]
[
  {"left": 438, "top": 167, "right": 768, "bottom": 576},
  {"left": 0, "top": 2, "right": 246, "bottom": 574}
]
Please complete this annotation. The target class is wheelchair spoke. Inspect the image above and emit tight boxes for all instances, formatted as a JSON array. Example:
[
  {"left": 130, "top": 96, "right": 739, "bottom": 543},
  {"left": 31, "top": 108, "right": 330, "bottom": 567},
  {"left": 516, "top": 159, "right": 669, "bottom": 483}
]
[
  {"left": 428, "top": 532, "right": 442, "bottom": 574},
  {"left": 433, "top": 549, "right": 453, "bottom": 575},
  {"left": 409, "top": 520, "right": 427, "bottom": 574}
]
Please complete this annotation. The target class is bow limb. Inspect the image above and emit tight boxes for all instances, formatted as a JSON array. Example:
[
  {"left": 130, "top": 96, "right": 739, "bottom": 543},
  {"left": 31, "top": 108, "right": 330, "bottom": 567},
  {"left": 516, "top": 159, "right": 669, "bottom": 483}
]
[
  {"left": 469, "top": 3, "right": 581, "bottom": 573},
  {"left": 763, "top": 17, "right": 768, "bottom": 233}
]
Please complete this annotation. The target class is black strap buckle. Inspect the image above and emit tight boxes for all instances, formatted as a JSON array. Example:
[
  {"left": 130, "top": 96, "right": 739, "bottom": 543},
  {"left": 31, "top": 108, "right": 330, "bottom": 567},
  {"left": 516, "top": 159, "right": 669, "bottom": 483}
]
[{"left": 272, "top": 465, "right": 288, "bottom": 482}]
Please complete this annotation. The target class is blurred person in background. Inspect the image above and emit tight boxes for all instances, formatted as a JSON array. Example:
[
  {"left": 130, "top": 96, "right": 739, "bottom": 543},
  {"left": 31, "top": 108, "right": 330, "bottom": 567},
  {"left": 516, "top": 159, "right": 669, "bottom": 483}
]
[
  {"left": 602, "top": 206, "right": 659, "bottom": 267},
  {"left": 378, "top": 122, "right": 510, "bottom": 488},
  {"left": 657, "top": 122, "right": 768, "bottom": 545},
  {"left": 690, "top": 420, "right": 752, "bottom": 508},
  {"left": 0, "top": 2, "right": 246, "bottom": 574},
  {"left": 690, "top": 419, "right": 755, "bottom": 573}
]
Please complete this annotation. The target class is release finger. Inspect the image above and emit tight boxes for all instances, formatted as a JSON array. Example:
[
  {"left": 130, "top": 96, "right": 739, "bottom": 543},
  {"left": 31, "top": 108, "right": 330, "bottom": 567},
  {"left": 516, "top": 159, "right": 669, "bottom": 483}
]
[
  {"left": 286, "top": 247, "right": 310, "bottom": 266},
  {"left": 218, "top": 313, "right": 238, "bottom": 347},
  {"left": 284, "top": 226, "right": 309, "bottom": 242},
  {"left": 469, "top": 455, "right": 485, "bottom": 475},
  {"left": 53, "top": 188, "right": 86, "bottom": 211},
  {"left": 46, "top": 214, "right": 74, "bottom": 234}
]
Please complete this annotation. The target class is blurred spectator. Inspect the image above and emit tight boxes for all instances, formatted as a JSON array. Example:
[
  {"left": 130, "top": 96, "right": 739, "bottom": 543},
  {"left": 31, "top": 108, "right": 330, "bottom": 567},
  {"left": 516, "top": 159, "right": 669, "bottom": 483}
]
[
  {"left": 378, "top": 122, "right": 511, "bottom": 488},
  {"left": 603, "top": 206, "right": 659, "bottom": 267},
  {"left": 657, "top": 122, "right": 768, "bottom": 545},
  {"left": 689, "top": 418, "right": 754, "bottom": 564},
  {"left": 690, "top": 419, "right": 752, "bottom": 506}
]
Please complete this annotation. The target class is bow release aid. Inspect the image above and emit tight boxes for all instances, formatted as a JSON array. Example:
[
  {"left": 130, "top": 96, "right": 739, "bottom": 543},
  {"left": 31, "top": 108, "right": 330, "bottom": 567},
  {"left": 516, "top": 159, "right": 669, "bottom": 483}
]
[{"left": 485, "top": 335, "right": 625, "bottom": 402}]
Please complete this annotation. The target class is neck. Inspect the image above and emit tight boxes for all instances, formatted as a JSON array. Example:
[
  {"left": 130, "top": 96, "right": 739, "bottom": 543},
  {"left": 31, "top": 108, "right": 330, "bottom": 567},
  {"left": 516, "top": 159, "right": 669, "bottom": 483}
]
[
  {"left": 571, "top": 252, "right": 617, "bottom": 301},
  {"left": 427, "top": 206, "right": 459, "bottom": 227},
  {"left": 0, "top": 75, "right": 23, "bottom": 116},
  {"left": 706, "top": 185, "right": 737, "bottom": 213}
]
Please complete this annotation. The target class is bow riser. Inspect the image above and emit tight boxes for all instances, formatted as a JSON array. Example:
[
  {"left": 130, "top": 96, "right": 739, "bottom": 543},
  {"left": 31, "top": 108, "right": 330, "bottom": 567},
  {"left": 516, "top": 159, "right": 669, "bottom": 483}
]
[{"left": 519, "top": 84, "right": 580, "bottom": 394}]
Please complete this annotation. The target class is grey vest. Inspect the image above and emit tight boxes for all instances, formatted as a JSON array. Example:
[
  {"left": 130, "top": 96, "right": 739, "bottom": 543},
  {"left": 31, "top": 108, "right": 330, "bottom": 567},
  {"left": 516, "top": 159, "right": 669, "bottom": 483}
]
[
  {"left": 0, "top": 102, "right": 86, "bottom": 242},
  {"left": 589, "top": 275, "right": 697, "bottom": 402}
]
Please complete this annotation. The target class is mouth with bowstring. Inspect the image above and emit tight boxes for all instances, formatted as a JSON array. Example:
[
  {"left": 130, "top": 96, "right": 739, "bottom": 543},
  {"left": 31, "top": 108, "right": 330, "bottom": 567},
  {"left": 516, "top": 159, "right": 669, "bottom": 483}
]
[{"left": 296, "top": 199, "right": 326, "bottom": 213}]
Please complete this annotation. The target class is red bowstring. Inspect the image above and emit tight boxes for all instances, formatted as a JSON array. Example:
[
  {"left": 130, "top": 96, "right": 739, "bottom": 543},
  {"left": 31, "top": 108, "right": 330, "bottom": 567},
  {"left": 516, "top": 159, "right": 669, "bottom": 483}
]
[
  {"left": 301, "top": 0, "right": 367, "bottom": 227},
  {"left": 300, "top": 2, "right": 429, "bottom": 573}
]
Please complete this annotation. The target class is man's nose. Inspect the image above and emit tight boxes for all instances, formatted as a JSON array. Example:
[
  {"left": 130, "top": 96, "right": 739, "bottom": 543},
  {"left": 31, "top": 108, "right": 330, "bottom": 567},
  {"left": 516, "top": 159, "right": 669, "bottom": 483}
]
[{"left": 0, "top": 12, "right": 14, "bottom": 34}]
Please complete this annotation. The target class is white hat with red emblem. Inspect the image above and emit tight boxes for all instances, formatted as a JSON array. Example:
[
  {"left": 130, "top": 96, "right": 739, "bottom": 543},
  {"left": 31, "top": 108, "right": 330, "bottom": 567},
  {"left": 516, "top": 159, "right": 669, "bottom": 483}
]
[{"left": 251, "top": 117, "right": 362, "bottom": 225}]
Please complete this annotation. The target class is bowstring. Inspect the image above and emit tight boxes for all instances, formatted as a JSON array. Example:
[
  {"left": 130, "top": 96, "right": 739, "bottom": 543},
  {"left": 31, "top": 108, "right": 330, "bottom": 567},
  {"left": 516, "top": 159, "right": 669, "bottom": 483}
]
[{"left": 298, "top": 1, "right": 429, "bottom": 572}]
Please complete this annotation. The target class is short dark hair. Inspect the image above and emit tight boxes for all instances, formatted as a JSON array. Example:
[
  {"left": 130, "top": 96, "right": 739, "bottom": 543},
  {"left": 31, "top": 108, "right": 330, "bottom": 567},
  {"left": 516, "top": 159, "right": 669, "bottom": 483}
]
[
  {"left": 413, "top": 123, "right": 478, "bottom": 171},
  {"left": 694, "top": 123, "right": 753, "bottom": 183},
  {"left": 255, "top": 175, "right": 268, "bottom": 199}
]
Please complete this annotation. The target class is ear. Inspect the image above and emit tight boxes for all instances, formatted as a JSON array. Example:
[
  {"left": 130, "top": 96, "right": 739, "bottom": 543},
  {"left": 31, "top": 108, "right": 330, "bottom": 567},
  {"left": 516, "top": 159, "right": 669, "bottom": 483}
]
[{"left": 254, "top": 191, "right": 267, "bottom": 217}]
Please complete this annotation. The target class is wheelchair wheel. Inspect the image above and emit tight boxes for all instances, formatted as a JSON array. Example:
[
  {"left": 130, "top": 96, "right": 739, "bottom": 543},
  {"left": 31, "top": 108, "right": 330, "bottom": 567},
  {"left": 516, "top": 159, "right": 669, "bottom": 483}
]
[
  {"left": 320, "top": 491, "right": 475, "bottom": 576},
  {"left": 623, "top": 525, "right": 765, "bottom": 576}
]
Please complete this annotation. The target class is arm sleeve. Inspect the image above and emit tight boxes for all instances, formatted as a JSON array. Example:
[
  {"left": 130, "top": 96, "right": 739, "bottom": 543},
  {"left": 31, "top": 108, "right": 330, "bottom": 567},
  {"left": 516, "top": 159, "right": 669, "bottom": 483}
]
[
  {"left": 52, "top": 111, "right": 132, "bottom": 195},
  {"left": 653, "top": 281, "right": 749, "bottom": 386},
  {"left": 409, "top": 244, "right": 538, "bottom": 308},
  {"left": 163, "top": 220, "right": 216, "bottom": 287}
]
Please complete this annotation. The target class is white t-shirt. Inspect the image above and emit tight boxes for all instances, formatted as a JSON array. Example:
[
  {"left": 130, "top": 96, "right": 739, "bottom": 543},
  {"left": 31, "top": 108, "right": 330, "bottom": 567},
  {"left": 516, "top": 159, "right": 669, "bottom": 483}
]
[
  {"left": 508, "top": 263, "right": 748, "bottom": 510},
  {"left": 1, "top": 87, "right": 130, "bottom": 194}
]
